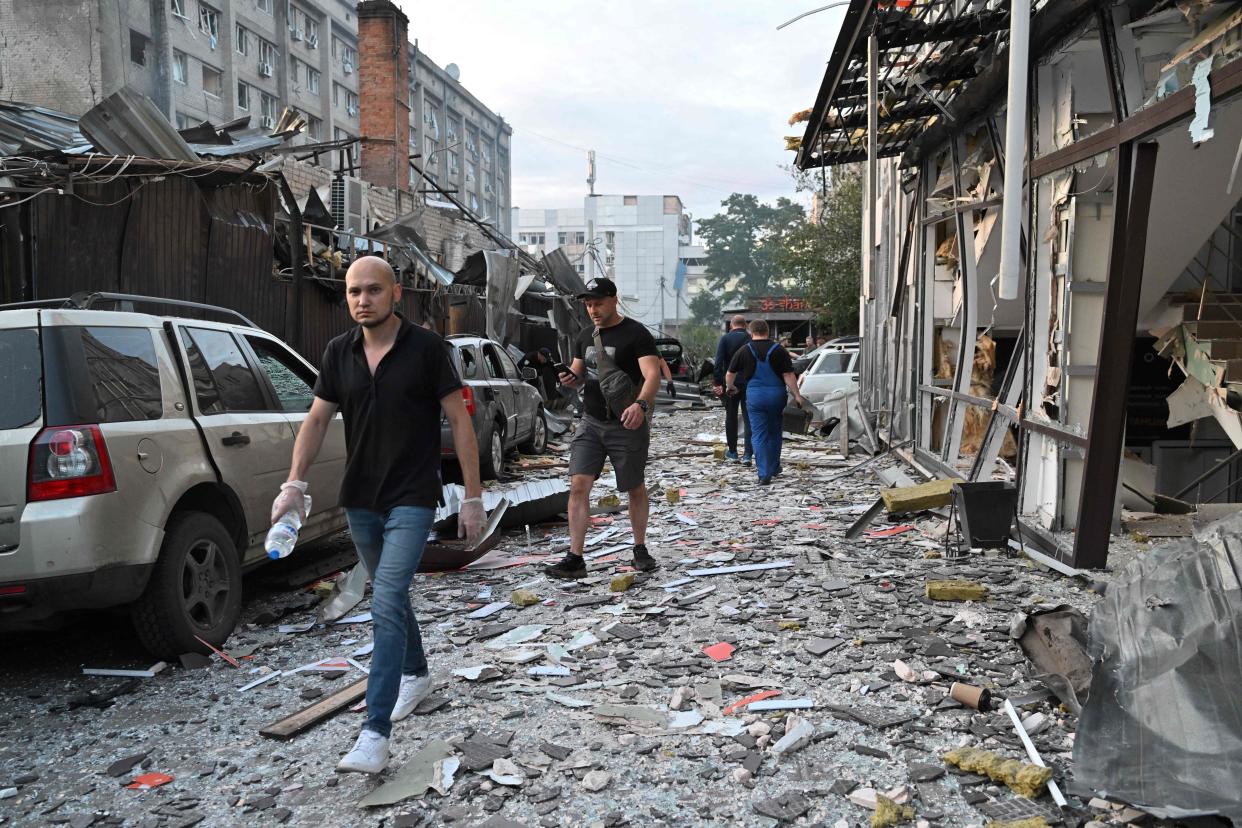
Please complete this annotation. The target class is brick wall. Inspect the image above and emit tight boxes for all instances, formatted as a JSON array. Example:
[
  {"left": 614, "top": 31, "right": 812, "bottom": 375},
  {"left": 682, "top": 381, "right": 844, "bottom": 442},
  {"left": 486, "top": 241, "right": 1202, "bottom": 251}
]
[
  {"left": 0, "top": 0, "right": 102, "bottom": 115},
  {"left": 356, "top": 0, "right": 409, "bottom": 195}
]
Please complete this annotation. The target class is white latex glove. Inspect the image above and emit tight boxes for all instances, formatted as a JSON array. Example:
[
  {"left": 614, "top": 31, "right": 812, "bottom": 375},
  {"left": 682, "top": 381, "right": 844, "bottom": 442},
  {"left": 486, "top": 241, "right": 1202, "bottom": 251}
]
[
  {"left": 458, "top": 497, "right": 487, "bottom": 547},
  {"left": 271, "top": 480, "right": 309, "bottom": 524}
]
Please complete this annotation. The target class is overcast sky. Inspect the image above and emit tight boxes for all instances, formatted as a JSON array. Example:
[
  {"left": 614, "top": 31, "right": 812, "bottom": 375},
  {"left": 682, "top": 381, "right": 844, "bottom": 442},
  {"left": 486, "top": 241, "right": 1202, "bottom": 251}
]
[{"left": 394, "top": 1, "right": 846, "bottom": 234}]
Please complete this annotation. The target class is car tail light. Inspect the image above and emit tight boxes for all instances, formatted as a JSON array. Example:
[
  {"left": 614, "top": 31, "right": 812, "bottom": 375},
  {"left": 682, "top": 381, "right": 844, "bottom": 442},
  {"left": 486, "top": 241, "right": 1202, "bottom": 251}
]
[
  {"left": 28, "top": 425, "right": 117, "bottom": 501},
  {"left": 461, "top": 386, "right": 477, "bottom": 416},
  {"left": 0, "top": 585, "right": 26, "bottom": 596}
]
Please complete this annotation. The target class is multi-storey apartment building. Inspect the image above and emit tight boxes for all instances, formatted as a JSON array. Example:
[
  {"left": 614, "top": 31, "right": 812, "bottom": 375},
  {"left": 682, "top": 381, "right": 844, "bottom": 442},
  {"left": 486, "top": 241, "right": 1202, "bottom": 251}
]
[{"left": 0, "top": 0, "right": 512, "bottom": 233}]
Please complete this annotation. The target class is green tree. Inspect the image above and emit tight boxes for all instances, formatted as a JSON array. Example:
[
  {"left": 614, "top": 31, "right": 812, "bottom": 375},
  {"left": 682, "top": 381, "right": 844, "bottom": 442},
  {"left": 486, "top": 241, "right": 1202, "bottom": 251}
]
[
  {"left": 695, "top": 193, "right": 806, "bottom": 321},
  {"left": 774, "top": 166, "right": 862, "bottom": 337},
  {"left": 688, "top": 291, "right": 723, "bottom": 326},
  {"left": 677, "top": 323, "right": 721, "bottom": 367}
]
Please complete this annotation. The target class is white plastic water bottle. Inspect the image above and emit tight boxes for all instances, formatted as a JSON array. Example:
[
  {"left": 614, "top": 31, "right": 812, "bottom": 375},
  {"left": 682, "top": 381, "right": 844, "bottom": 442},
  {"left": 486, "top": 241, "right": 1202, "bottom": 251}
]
[{"left": 266, "top": 495, "right": 311, "bottom": 560}]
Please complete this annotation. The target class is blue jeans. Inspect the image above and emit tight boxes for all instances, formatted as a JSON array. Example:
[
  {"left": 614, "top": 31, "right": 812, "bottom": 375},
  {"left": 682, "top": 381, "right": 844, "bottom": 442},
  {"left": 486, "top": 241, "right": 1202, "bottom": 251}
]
[
  {"left": 346, "top": 506, "right": 434, "bottom": 738},
  {"left": 746, "top": 386, "right": 786, "bottom": 481}
]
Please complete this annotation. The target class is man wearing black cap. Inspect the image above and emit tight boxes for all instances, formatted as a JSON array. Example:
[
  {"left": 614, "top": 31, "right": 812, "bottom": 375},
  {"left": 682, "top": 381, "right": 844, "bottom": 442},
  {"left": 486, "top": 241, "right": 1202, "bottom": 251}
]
[{"left": 550, "top": 277, "right": 663, "bottom": 578}]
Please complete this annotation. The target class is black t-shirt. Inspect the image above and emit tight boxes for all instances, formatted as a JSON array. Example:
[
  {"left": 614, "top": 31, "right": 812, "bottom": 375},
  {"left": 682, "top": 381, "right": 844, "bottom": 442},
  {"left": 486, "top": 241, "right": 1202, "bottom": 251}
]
[
  {"left": 313, "top": 317, "right": 463, "bottom": 511},
  {"left": 727, "top": 339, "right": 794, "bottom": 385},
  {"left": 573, "top": 317, "right": 658, "bottom": 420}
]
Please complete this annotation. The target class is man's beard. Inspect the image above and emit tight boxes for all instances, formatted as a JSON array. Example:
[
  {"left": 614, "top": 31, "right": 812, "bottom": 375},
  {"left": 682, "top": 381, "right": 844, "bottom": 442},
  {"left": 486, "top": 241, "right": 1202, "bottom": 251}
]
[{"left": 357, "top": 306, "right": 393, "bottom": 328}]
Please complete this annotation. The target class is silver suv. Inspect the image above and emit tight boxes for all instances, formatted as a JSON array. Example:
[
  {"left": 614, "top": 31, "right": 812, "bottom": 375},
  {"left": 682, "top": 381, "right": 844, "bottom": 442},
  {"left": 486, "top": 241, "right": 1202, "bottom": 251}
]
[{"left": 0, "top": 294, "right": 348, "bottom": 657}]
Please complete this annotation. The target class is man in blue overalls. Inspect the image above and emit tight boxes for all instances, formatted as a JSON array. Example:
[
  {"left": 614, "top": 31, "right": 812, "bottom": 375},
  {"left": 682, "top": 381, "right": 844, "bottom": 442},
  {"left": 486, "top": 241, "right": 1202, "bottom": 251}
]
[{"left": 724, "top": 319, "right": 806, "bottom": 485}]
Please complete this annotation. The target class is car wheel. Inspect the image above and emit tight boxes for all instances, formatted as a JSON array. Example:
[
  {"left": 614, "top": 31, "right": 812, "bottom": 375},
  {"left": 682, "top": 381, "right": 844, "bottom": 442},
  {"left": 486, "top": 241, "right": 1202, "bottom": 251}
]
[
  {"left": 131, "top": 511, "right": 242, "bottom": 658},
  {"left": 479, "top": 421, "right": 505, "bottom": 480},
  {"left": 520, "top": 411, "right": 548, "bottom": 454}
]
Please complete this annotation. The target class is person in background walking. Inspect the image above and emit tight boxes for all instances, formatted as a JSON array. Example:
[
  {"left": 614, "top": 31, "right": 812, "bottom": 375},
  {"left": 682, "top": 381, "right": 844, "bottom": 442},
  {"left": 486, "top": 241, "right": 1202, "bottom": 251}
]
[
  {"left": 725, "top": 319, "right": 805, "bottom": 485},
  {"left": 548, "top": 277, "right": 663, "bottom": 578},
  {"left": 271, "top": 256, "right": 487, "bottom": 775},
  {"left": 713, "top": 315, "right": 752, "bottom": 464}
]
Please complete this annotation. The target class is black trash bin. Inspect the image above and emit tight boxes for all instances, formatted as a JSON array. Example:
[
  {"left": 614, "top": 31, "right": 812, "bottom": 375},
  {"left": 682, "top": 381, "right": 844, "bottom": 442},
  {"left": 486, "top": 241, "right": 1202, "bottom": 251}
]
[{"left": 952, "top": 481, "right": 1018, "bottom": 549}]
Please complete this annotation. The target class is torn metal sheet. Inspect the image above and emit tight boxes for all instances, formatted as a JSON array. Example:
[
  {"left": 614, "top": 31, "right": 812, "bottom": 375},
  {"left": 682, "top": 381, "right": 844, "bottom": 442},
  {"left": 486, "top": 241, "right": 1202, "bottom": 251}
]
[
  {"left": 78, "top": 88, "right": 198, "bottom": 161},
  {"left": 1167, "top": 376, "right": 1220, "bottom": 429},
  {"left": 483, "top": 250, "right": 520, "bottom": 344},
  {"left": 437, "top": 482, "right": 567, "bottom": 529},
  {"left": 356, "top": 739, "right": 454, "bottom": 807},
  {"left": 319, "top": 562, "right": 369, "bottom": 623},
  {"left": 1074, "top": 513, "right": 1242, "bottom": 822},
  {"left": 1190, "top": 57, "right": 1217, "bottom": 144},
  {"left": 1010, "top": 605, "right": 1092, "bottom": 715}
]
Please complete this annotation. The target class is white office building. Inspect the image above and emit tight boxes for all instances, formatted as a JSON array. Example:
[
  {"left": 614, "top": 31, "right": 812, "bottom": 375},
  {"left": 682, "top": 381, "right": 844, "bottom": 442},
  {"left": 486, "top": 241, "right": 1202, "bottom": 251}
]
[{"left": 513, "top": 194, "right": 694, "bottom": 331}]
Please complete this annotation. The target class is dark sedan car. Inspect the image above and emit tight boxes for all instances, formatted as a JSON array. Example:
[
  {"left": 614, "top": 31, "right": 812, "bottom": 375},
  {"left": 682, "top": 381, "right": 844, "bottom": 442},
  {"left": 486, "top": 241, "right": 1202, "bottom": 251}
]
[{"left": 440, "top": 335, "right": 547, "bottom": 479}]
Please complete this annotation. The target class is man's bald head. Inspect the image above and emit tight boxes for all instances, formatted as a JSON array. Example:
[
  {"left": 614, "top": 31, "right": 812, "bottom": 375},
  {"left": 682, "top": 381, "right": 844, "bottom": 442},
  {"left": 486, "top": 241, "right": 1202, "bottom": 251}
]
[
  {"left": 346, "top": 255, "right": 396, "bottom": 284},
  {"left": 730, "top": 315, "right": 747, "bottom": 329},
  {"left": 345, "top": 255, "right": 401, "bottom": 329}
]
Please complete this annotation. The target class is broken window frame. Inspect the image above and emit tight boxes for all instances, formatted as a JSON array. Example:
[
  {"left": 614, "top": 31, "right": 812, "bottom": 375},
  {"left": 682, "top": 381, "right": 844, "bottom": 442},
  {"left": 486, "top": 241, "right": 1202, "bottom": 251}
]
[
  {"left": 129, "top": 29, "right": 149, "bottom": 66},
  {"left": 172, "top": 50, "right": 188, "bottom": 85}
]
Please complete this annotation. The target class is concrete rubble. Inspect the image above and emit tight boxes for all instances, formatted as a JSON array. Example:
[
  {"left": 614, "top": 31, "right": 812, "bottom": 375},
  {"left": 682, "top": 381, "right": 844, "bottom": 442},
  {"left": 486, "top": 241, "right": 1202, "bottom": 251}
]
[{"left": 0, "top": 408, "right": 1189, "bottom": 827}]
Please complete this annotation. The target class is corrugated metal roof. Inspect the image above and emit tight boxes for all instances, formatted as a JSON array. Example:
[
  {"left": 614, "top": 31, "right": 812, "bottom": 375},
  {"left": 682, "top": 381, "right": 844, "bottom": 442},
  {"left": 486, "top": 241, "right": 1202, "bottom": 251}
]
[{"left": 0, "top": 101, "right": 88, "bottom": 155}]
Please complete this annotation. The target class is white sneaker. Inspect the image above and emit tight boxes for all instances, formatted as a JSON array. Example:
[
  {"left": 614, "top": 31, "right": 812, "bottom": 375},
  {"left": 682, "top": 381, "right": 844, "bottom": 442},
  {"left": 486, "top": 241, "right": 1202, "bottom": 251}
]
[
  {"left": 336, "top": 729, "right": 389, "bottom": 774},
  {"left": 391, "top": 672, "right": 433, "bottom": 722}
]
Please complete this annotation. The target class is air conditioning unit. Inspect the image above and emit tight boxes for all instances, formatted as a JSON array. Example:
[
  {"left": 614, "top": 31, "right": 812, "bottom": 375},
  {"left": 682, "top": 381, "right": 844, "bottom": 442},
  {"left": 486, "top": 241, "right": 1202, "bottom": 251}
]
[
  {"left": 342, "top": 60, "right": 353, "bottom": 75},
  {"left": 331, "top": 174, "right": 365, "bottom": 240},
  {"left": 260, "top": 115, "right": 274, "bottom": 129},
  {"left": 258, "top": 61, "right": 272, "bottom": 77},
  {"left": 290, "top": 27, "right": 303, "bottom": 41},
  {"left": 307, "top": 33, "right": 318, "bottom": 48}
]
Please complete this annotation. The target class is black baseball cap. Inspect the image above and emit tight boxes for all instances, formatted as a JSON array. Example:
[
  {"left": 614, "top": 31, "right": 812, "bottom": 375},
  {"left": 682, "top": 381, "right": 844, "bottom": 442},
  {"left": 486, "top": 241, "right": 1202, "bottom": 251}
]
[{"left": 577, "top": 277, "right": 618, "bottom": 299}]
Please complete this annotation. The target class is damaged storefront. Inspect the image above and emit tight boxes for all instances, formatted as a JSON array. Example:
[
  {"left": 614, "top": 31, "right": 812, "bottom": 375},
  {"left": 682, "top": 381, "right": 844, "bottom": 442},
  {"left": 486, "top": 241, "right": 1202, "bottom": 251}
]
[{"left": 794, "top": 0, "right": 1242, "bottom": 570}]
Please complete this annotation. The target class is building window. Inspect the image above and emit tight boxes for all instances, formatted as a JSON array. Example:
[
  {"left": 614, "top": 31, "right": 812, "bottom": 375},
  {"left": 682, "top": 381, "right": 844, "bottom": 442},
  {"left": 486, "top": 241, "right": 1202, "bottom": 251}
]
[
  {"left": 129, "top": 30, "right": 148, "bottom": 66},
  {"left": 446, "top": 116, "right": 459, "bottom": 142},
  {"left": 448, "top": 151, "right": 460, "bottom": 177},
  {"left": 332, "top": 82, "right": 340, "bottom": 107},
  {"left": 289, "top": 57, "right": 299, "bottom": 84},
  {"left": 623, "top": 195, "right": 638, "bottom": 206},
  {"left": 170, "top": 0, "right": 187, "bottom": 18},
  {"left": 465, "top": 163, "right": 476, "bottom": 186},
  {"left": 345, "top": 91, "right": 358, "bottom": 117},
  {"left": 198, "top": 4, "right": 220, "bottom": 41},
  {"left": 257, "top": 0, "right": 272, "bottom": 13},
  {"left": 304, "top": 17, "right": 319, "bottom": 47},
  {"left": 575, "top": 232, "right": 586, "bottom": 245},
  {"left": 175, "top": 112, "right": 195, "bottom": 129},
  {"left": 424, "top": 102, "right": 440, "bottom": 138},
  {"left": 260, "top": 93, "right": 276, "bottom": 123},
  {"left": 466, "top": 132, "right": 478, "bottom": 160},
  {"left": 235, "top": 23, "right": 249, "bottom": 55},
  {"left": 172, "top": 50, "right": 187, "bottom": 84},
  {"left": 469, "top": 193, "right": 480, "bottom": 212},
  {"left": 202, "top": 64, "right": 223, "bottom": 97},
  {"left": 484, "top": 199, "right": 495, "bottom": 219},
  {"left": 307, "top": 67, "right": 320, "bottom": 94},
  {"left": 237, "top": 80, "right": 250, "bottom": 111},
  {"left": 258, "top": 39, "right": 276, "bottom": 73},
  {"left": 558, "top": 232, "right": 568, "bottom": 246},
  {"left": 307, "top": 115, "right": 321, "bottom": 141}
]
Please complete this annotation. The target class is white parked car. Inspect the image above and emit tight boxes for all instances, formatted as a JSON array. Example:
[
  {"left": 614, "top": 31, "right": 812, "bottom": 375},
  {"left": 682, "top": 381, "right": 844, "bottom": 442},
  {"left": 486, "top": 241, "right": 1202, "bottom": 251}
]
[{"left": 797, "top": 346, "right": 859, "bottom": 406}]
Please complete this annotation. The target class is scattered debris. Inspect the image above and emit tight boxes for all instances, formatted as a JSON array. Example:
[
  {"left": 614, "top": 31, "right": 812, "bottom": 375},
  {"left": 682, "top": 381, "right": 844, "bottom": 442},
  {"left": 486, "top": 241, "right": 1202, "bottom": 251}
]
[
  {"left": 942, "top": 747, "right": 1053, "bottom": 798},
  {"left": 925, "top": 580, "right": 989, "bottom": 602}
]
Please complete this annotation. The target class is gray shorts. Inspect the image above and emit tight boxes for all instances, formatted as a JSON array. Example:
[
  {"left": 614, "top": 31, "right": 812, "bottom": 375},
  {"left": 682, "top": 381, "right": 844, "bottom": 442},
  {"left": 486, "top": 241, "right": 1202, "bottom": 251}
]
[{"left": 568, "top": 415, "right": 651, "bottom": 492}]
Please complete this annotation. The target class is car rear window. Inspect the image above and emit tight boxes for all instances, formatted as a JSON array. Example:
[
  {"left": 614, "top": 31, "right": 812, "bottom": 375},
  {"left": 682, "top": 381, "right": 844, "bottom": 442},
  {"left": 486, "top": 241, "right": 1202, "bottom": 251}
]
[
  {"left": 0, "top": 328, "right": 41, "bottom": 429},
  {"left": 813, "top": 353, "right": 853, "bottom": 375},
  {"left": 40, "top": 326, "right": 162, "bottom": 424}
]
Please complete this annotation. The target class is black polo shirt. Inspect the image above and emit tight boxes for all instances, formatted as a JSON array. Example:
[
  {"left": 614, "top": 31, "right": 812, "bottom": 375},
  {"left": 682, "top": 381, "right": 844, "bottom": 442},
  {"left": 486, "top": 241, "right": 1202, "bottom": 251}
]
[{"left": 313, "top": 317, "right": 462, "bottom": 511}]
